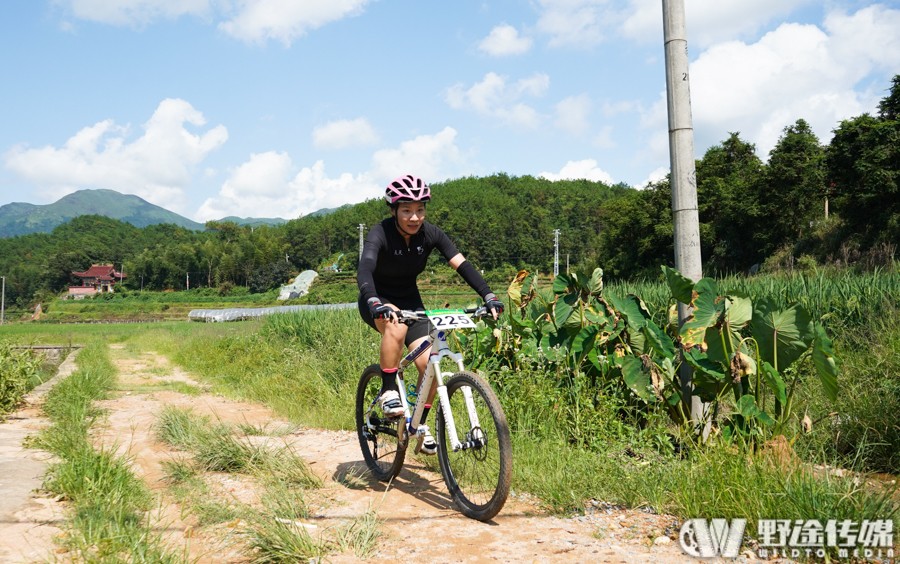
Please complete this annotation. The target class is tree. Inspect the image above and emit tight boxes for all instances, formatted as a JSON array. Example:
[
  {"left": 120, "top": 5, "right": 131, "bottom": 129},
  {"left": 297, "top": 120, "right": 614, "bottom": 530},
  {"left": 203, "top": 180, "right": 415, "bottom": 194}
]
[
  {"left": 695, "top": 133, "right": 766, "bottom": 273},
  {"left": 597, "top": 182, "right": 673, "bottom": 279},
  {"left": 761, "top": 119, "right": 827, "bottom": 255},
  {"left": 827, "top": 75, "right": 900, "bottom": 248}
]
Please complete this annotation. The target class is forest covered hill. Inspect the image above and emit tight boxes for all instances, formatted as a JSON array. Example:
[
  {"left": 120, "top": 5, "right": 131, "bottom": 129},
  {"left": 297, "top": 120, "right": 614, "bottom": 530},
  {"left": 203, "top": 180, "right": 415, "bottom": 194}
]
[{"left": 0, "top": 75, "right": 897, "bottom": 307}]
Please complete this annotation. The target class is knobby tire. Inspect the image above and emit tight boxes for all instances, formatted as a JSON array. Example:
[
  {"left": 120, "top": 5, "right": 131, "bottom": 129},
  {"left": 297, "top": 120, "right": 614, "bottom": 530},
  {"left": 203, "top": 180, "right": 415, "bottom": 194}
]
[
  {"left": 436, "top": 371, "right": 512, "bottom": 521},
  {"left": 356, "top": 364, "right": 407, "bottom": 481}
]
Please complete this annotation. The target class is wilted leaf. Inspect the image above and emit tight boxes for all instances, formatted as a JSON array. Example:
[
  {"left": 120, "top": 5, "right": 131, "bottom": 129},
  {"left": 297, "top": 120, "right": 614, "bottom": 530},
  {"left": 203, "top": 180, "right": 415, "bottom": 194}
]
[{"left": 680, "top": 278, "right": 724, "bottom": 348}]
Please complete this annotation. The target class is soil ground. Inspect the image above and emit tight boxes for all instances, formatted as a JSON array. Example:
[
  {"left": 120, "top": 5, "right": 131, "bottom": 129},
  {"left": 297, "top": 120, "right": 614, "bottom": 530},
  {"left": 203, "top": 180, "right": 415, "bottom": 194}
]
[{"left": 0, "top": 344, "right": 752, "bottom": 562}]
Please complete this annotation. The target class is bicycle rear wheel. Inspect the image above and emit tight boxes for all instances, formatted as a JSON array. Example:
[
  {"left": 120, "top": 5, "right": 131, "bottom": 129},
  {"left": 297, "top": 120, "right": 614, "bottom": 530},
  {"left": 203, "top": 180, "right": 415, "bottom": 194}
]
[
  {"left": 436, "top": 371, "right": 511, "bottom": 521},
  {"left": 356, "top": 364, "right": 407, "bottom": 481}
]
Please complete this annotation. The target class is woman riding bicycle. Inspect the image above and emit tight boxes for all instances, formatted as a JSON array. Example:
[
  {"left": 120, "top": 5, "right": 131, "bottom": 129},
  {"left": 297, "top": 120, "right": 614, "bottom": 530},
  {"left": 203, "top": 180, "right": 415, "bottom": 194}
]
[{"left": 357, "top": 174, "right": 503, "bottom": 455}]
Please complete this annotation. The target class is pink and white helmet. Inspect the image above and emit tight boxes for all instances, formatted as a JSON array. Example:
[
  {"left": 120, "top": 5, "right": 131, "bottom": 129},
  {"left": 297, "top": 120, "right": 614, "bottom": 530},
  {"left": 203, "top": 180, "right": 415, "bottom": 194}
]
[{"left": 384, "top": 174, "right": 431, "bottom": 205}]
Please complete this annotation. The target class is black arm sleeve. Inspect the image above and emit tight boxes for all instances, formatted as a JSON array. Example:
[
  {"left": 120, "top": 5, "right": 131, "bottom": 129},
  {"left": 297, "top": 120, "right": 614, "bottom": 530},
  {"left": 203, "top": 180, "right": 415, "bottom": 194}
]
[
  {"left": 357, "top": 230, "right": 382, "bottom": 302},
  {"left": 456, "top": 260, "right": 492, "bottom": 299}
]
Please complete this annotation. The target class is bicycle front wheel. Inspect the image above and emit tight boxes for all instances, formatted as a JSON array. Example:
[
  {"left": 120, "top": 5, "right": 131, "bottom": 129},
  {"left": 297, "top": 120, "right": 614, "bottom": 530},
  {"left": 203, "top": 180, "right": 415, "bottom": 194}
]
[
  {"left": 356, "top": 364, "right": 407, "bottom": 481},
  {"left": 436, "top": 371, "right": 511, "bottom": 521}
]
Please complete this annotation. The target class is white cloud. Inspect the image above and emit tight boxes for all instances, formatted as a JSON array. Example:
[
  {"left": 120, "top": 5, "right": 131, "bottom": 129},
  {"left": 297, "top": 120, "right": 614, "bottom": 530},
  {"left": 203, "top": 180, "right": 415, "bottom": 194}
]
[
  {"left": 535, "top": 0, "right": 610, "bottom": 47},
  {"left": 195, "top": 154, "right": 376, "bottom": 220},
  {"left": 621, "top": 0, "right": 816, "bottom": 47},
  {"left": 371, "top": 127, "right": 464, "bottom": 183},
  {"left": 445, "top": 72, "right": 549, "bottom": 128},
  {"left": 554, "top": 94, "right": 592, "bottom": 135},
  {"left": 218, "top": 0, "right": 370, "bottom": 46},
  {"left": 4, "top": 98, "right": 227, "bottom": 214},
  {"left": 196, "top": 127, "right": 465, "bottom": 220},
  {"left": 539, "top": 159, "right": 614, "bottom": 184},
  {"left": 593, "top": 125, "right": 615, "bottom": 149},
  {"left": 312, "top": 118, "right": 379, "bottom": 149},
  {"left": 638, "top": 166, "right": 668, "bottom": 189},
  {"left": 689, "top": 4, "right": 900, "bottom": 157},
  {"left": 478, "top": 24, "right": 533, "bottom": 56},
  {"left": 62, "top": 0, "right": 211, "bottom": 26}
]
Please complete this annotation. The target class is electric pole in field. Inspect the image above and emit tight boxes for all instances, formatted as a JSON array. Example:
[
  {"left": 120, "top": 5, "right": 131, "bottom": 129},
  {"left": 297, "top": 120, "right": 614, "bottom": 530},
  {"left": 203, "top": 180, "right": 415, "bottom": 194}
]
[
  {"left": 663, "top": 0, "right": 706, "bottom": 431},
  {"left": 553, "top": 229, "right": 560, "bottom": 277},
  {"left": 1, "top": 276, "right": 5, "bottom": 325},
  {"left": 359, "top": 224, "right": 365, "bottom": 260}
]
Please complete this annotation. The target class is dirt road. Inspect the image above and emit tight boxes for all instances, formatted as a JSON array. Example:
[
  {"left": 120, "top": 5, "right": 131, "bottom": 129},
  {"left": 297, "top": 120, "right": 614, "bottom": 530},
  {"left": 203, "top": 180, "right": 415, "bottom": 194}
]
[{"left": 0, "top": 344, "right": 699, "bottom": 562}]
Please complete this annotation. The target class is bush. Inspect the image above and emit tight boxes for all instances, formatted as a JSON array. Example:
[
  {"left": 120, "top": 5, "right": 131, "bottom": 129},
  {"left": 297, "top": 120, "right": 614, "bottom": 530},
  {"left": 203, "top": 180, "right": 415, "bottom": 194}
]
[{"left": 0, "top": 341, "right": 40, "bottom": 414}]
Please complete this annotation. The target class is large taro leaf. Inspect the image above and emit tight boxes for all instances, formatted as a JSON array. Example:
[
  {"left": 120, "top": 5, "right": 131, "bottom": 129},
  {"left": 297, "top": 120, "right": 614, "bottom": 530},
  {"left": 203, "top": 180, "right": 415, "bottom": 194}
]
[
  {"left": 735, "top": 395, "right": 775, "bottom": 427},
  {"left": 607, "top": 293, "right": 651, "bottom": 330},
  {"left": 683, "top": 348, "right": 729, "bottom": 402},
  {"left": 553, "top": 293, "right": 583, "bottom": 329},
  {"left": 642, "top": 319, "right": 676, "bottom": 360},
  {"left": 539, "top": 331, "right": 570, "bottom": 363},
  {"left": 751, "top": 300, "right": 813, "bottom": 372},
  {"left": 680, "top": 278, "right": 724, "bottom": 348},
  {"left": 760, "top": 360, "right": 786, "bottom": 404},
  {"left": 620, "top": 355, "right": 653, "bottom": 401},
  {"left": 724, "top": 294, "right": 753, "bottom": 329},
  {"left": 552, "top": 272, "right": 576, "bottom": 295},
  {"left": 588, "top": 267, "right": 604, "bottom": 297},
  {"left": 812, "top": 325, "right": 838, "bottom": 402},
  {"left": 572, "top": 324, "right": 599, "bottom": 362},
  {"left": 705, "top": 326, "right": 742, "bottom": 364},
  {"left": 662, "top": 265, "right": 694, "bottom": 304}
]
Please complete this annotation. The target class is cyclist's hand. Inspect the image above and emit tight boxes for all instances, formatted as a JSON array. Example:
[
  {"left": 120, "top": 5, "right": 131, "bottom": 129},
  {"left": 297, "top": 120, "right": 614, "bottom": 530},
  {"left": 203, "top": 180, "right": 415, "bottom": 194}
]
[
  {"left": 367, "top": 298, "right": 398, "bottom": 322},
  {"left": 484, "top": 292, "right": 504, "bottom": 320}
]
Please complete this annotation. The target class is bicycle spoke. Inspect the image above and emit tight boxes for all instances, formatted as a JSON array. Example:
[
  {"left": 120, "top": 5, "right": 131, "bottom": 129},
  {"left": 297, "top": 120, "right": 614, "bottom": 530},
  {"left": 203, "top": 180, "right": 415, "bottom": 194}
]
[{"left": 437, "top": 372, "right": 511, "bottom": 521}]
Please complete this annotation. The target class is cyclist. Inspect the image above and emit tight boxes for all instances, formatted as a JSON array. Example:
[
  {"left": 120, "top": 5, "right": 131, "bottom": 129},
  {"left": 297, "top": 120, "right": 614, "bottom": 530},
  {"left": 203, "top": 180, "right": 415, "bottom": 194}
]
[{"left": 357, "top": 174, "right": 503, "bottom": 454}]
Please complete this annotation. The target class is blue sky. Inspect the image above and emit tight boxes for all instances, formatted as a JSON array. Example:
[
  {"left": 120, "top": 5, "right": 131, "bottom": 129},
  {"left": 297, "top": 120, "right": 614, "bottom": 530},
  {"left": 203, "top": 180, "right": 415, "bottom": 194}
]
[{"left": 1, "top": 0, "right": 898, "bottom": 222}]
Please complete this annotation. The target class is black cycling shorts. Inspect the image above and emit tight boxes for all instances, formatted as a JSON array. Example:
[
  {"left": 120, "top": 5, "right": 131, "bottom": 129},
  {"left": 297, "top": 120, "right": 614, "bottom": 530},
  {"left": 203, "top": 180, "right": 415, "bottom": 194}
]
[{"left": 357, "top": 294, "right": 430, "bottom": 347}]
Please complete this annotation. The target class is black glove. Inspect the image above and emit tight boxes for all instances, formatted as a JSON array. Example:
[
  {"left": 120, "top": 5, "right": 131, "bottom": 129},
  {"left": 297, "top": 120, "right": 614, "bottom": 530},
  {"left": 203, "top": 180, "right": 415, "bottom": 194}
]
[
  {"left": 484, "top": 292, "right": 504, "bottom": 317},
  {"left": 367, "top": 297, "right": 397, "bottom": 321}
]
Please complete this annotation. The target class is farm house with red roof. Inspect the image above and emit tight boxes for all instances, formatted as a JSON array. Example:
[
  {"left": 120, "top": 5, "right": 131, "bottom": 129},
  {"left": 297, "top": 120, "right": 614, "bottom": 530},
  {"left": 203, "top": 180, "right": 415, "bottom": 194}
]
[{"left": 68, "top": 264, "right": 126, "bottom": 298}]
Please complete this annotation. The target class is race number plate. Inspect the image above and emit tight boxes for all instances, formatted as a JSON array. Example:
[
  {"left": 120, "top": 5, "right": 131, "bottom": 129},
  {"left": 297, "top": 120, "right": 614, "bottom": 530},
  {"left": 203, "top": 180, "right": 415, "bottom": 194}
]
[{"left": 425, "top": 309, "right": 476, "bottom": 329}]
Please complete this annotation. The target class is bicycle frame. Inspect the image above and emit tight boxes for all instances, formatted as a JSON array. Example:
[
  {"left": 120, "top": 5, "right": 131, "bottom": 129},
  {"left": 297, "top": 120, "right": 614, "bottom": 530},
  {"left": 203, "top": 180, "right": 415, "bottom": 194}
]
[{"left": 392, "top": 312, "right": 484, "bottom": 452}]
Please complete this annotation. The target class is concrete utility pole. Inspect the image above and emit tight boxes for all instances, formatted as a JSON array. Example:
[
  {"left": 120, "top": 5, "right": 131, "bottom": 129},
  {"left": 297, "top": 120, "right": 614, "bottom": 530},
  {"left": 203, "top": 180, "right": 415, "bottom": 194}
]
[
  {"left": 1, "top": 276, "right": 5, "bottom": 325},
  {"left": 663, "top": 0, "right": 705, "bottom": 429},
  {"left": 358, "top": 224, "right": 365, "bottom": 260},
  {"left": 552, "top": 229, "right": 561, "bottom": 277}
]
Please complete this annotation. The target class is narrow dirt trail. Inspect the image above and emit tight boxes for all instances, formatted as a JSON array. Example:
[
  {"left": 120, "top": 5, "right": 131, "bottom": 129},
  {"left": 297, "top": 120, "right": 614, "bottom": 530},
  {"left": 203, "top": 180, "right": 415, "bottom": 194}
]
[{"left": 3, "top": 344, "right": 697, "bottom": 562}]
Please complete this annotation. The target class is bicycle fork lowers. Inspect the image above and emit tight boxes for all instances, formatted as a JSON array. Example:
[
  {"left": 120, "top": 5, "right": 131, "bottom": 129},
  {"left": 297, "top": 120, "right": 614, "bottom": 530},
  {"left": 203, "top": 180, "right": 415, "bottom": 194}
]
[{"left": 393, "top": 328, "right": 484, "bottom": 455}]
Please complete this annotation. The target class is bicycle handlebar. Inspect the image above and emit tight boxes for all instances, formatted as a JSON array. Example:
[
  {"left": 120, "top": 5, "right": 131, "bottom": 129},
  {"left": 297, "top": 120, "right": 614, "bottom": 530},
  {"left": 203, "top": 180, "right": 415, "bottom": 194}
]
[{"left": 390, "top": 306, "right": 488, "bottom": 323}]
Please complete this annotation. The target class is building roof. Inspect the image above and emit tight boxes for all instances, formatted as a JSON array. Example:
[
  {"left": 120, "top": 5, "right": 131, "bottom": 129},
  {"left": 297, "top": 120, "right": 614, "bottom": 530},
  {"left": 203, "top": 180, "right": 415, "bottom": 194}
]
[{"left": 72, "top": 264, "right": 126, "bottom": 279}]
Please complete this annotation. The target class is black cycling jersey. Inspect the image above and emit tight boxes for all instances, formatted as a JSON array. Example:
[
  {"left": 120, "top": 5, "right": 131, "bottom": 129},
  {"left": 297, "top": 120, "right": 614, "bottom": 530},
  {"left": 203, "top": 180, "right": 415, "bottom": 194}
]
[{"left": 357, "top": 218, "right": 459, "bottom": 306}]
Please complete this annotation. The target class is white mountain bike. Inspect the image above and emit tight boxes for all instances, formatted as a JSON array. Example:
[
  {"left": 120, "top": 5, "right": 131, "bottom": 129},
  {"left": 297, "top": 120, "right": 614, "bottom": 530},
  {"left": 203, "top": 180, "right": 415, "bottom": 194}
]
[{"left": 355, "top": 307, "right": 512, "bottom": 521}]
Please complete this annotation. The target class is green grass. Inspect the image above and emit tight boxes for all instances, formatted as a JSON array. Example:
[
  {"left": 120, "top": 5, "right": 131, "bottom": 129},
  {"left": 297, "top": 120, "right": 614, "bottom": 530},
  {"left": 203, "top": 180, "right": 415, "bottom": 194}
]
[
  {"left": 34, "top": 341, "right": 183, "bottom": 562},
  {"left": 154, "top": 405, "right": 377, "bottom": 562},
  {"left": 7, "top": 268, "right": 897, "bottom": 558}
]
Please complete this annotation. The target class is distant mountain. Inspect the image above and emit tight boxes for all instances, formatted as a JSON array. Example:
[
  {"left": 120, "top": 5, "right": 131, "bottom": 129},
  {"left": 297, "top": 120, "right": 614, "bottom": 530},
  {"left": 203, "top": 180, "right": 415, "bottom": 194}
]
[
  {"left": 0, "top": 189, "right": 203, "bottom": 237},
  {"left": 218, "top": 216, "right": 287, "bottom": 227},
  {"left": 0, "top": 189, "right": 292, "bottom": 237},
  {"left": 307, "top": 204, "right": 350, "bottom": 217}
]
